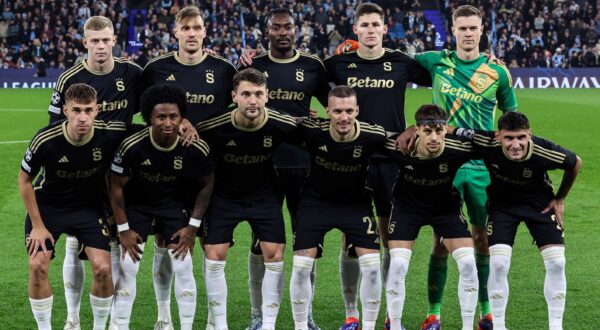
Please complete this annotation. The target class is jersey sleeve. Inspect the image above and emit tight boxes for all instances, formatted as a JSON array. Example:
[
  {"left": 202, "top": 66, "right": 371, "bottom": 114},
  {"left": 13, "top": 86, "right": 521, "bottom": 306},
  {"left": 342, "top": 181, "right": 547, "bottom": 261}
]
[
  {"left": 382, "top": 137, "right": 406, "bottom": 162},
  {"left": 533, "top": 137, "right": 579, "bottom": 171},
  {"left": 407, "top": 54, "right": 433, "bottom": 87},
  {"left": 313, "top": 63, "right": 331, "bottom": 107},
  {"left": 191, "top": 139, "right": 215, "bottom": 176},
  {"left": 412, "top": 51, "right": 440, "bottom": 72},
  {"left": 21, "top": 142, "right": 43, "bottom": 177},
  {"left": 48, "top": 87, "right": 66, "bottom": 123},
  {"left": 495, "top": 65, "right": 518, "bottom": 112},
  {"left": 110, "top": 142, "right": 133, "bottom": 177}
]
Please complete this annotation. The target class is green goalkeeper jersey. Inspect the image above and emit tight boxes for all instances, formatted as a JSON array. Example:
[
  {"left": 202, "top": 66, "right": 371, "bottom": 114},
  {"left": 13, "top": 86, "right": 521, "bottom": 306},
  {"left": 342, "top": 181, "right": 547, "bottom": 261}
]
[{"left": 414, "top": 50, "right": 518, "bottom": 168}]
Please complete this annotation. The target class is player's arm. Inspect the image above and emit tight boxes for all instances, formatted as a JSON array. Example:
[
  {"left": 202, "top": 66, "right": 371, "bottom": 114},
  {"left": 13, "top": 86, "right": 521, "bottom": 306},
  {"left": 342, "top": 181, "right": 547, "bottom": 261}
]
[
  {"left": 396, "top": 125, "right": 417, "bottom": 152},
  {"left": 48, "top": 89, "right": 66, "bottom": 124},
  {"left": 18, "top": 170, "right": 54, "bottom": 256},
  {"left": 172, "top": 173, "right": 215, "bottom": 259},
  {"left": 496, "top": 65, "right": 518, "bottom": 112},
  {"left": 109, "top": 173, "right": 143, "bottom": 262},
  {"left": 408, "top": 53, "right": 433, "bottom": 87},
  {"left": 542, "top": 155, "right": 582, "bottom": 227},
  {"left": 179, "top": 119, "right": 199, "bottom": 146}
]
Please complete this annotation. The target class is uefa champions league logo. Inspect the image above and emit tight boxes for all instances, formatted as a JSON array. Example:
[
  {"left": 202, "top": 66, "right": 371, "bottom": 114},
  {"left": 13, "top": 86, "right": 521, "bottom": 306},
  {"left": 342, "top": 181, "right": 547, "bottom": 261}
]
[{"left": 51, "top": 91, "right": 61, "bottom": 105}]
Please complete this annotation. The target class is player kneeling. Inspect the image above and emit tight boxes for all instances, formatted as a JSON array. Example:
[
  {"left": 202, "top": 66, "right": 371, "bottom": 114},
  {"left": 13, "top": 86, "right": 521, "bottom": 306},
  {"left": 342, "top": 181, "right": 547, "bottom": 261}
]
[
  {"left": 385, "top": 105, "right": 480, "bottom": 330},
  {"left": 110, "top": 84, "right": 214, "bottom": 330}
]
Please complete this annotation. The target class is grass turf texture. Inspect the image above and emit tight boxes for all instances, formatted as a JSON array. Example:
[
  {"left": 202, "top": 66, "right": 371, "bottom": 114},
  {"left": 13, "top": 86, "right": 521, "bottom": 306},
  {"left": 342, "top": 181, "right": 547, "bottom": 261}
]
[{"left": 0, "top": 88, "right": 598, "bottom": 329}]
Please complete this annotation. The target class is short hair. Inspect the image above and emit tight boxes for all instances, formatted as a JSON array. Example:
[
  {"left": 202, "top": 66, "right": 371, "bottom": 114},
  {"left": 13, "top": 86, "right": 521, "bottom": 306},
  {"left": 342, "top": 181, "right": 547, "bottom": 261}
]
[
  {"left": 175, "top": 5, "right": 203, "bottom": 25},
  {"left": 84, "top": 16, "right": 114, "bottom": 36},
  {"left": 328, "top": 85, "right": 357, "bottom": 100},
  {"left": 65, "top": 83, "right": 97, "bottom": 105},
  {"left": 498, "top": 112, "right": 530, "bottom": 131},
  {"left": 415, "top": 104, "right": 447, "bottom": 126},
  {"left": 233, "top": 68, "right": 267, "bottom": 90},
  {"left": 355, "top": 3, "right": 385, "bottom": 22},
  {"left": 266, "top": 8, "right": 295, "bottom": 26},
  {"left": 452, "top": 5, "right": 482, "bottom": 22},
  {"left": 139, "top": 84, "right": 188, "bottom": 125}
]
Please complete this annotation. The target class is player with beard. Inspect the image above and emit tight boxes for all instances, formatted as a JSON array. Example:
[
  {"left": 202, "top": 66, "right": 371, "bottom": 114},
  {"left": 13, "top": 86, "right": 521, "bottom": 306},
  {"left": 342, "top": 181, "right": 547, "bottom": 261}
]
[{"left": 238, "top": 8, "right": 329, "bottom": 330}]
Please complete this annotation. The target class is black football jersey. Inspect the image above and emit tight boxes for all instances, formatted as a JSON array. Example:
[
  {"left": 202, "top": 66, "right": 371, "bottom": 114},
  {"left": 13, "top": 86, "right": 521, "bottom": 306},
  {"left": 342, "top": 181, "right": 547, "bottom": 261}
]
[
  {"left": 110, "top": 127, "right": 213, "bottom": 209},
  {"left": 246, "top": 50, "right": 331, "bottom": 168},
  {"left": 142, "top": 52, "right": 237, "bottom": 125},
  {"left": 196, "top": 108, "right": 297, "bottom": 199},
  {"left": 299, "top": 117, "right": 386, "bottom": 203},
  {"left": 469, "top": 131, "right": 579, "bottom": 204},
  {"left": 324, "top": 49, "right": 431, "bottom": 133},
  {"left": 21, "top": 120, "right": 128, "bottom": 208},
  {"left": 48, "top": 58, "right": 143, "bottom": 123},
  {"left": 385, "top": 135, "right": 477, "bottom": 212}
]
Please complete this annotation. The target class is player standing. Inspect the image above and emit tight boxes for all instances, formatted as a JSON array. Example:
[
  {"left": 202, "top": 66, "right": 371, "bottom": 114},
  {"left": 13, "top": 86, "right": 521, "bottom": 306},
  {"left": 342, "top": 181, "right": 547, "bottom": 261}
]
[
  {"left": 323, "top": 3, "right": 431, "bottom": 328},
  {"left": 385, "top": 105, "right": 480, "bottom": 330},
  {"left": 238, "top": 8, "right": 330, "bottom": 330},
  {"left": 454, "top": 112, "right": 581, "bottom": 330},
  {"left": 403, "top": 6, "right": 518, "bottom": 329},
  {"left": 141, "top": 6, "right": 236, "bottom": 328},
  {"left": 289, "top": 86, "right": 384, "bottom": 330},
  {"left": 20, "top": 83, "right": 127, "bottom": 330},
  {"left": 110, "top": 84, "right": 214, "bottom": 330},
  {"left": 196, "top": 68, "right": 297, "bottom": 330}
]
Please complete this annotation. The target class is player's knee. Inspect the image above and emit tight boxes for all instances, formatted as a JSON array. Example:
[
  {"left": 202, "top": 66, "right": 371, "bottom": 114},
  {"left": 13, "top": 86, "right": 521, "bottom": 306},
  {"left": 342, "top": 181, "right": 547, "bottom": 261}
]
[
  {"left": 453, "top": 248, "right": 477, "bottom": 278},
  {"left": 489, "top": 245, "right": 512, "bottom": 276},
  {"left": 29, "top": 259, "right": 49, "bottom": 283},
  {"left": 541, "top": 246, "right": 566, "bottom": 276},
  {"left": 91, "top": 262, "right": 112, "bottom": 284}
]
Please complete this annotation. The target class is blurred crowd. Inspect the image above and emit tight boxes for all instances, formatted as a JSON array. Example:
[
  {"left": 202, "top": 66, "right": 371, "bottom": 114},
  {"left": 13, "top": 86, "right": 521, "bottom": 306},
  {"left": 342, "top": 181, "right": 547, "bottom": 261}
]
[{"left": 0, "top": 0, "right": 598, "bottom": 72}]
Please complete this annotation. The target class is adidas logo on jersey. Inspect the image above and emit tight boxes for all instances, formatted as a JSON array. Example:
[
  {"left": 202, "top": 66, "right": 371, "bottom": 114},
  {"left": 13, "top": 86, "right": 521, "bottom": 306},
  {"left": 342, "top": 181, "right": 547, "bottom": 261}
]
[
  {"left": 226, "top": 140, "right": 237, "bottom": 147},
  {"left": 141, "top": 159, "right": 152, "bottom": 165},
  {"left": 58, "top": 156, "right": 69, "bottom": 163},
  {"left": 318, "top": 145, "right": 328, "bottom": 152},
  {"left": 166, "top": 74, "right": 176, "bottom": 81},
  {"left": 443, "top": 68, "right": 454, "bottom": 76},
  {"left": 404, "top": 165, "right": 414, "bottom": 170},
  {"left": 347, "top": 63, "right": 357, "bottom": 69}
]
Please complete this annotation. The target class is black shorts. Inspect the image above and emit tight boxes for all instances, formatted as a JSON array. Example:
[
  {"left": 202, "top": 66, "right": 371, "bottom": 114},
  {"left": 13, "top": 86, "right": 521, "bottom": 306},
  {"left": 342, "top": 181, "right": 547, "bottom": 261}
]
[
  {"left": 487, "top": 201, "right": 564, "bottom": 248},
  {"left": 276, "top": 167, "right": 309, "bottom": 218},
  {"left": 203, "top": 194, "right": 285, "bottom": 245},
  {"left": 366, "top": 158, "right": 398, "bottom": 217},
  {"left": 388, "top": 201, "right": 471, "bottom": 241},
  {"left": 126, "top": 206, "right": 188, "bottom": 245},
  {"left": 294, "top": 199, "right": 380, "bottom": 258},
  {"left": 25, "top": 205, "right": 110, "bottom": 257}
]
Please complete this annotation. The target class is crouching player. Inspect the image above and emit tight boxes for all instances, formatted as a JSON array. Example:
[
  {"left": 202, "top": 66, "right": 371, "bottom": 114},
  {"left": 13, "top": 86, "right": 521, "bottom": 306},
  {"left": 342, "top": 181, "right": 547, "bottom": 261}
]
[
  {"left": 385, "top": 105, "right": 480, "bottom": 330},
  {"left": 290, "top": 86, "right": 385, "bottom": 330},
  {"left": 110, "top": 84, "right": 214, "bottom": 330},
  {"left": 19, "top": 83, "right": 128, "bottom": 330},
  {"left": 453, "top": 112, "right": 581, "bottom": 330}
]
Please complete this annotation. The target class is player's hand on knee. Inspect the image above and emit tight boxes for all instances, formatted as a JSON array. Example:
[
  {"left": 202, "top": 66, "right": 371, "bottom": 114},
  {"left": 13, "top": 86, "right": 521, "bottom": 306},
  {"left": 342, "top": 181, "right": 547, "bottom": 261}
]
[
  {"left": 396, "top": 125, "right": 417, "bottom": 152},
  {"left": 28, "top": 226, "right": 54, "bottom": 257},
  {"left": 542, "top": 198, "right": 565, "bottom": 228},
  {"left": 171, "top": 225, "right": 197, "bottom": 259},
  {"left": 238, "top": 48, "right": 257, "bottom": 67},
  {"left": 179, "top": 118, "right": 199, "bottom": 146},
  {"left": 120, "top": 230, "right": 143, "bottom": 262}
]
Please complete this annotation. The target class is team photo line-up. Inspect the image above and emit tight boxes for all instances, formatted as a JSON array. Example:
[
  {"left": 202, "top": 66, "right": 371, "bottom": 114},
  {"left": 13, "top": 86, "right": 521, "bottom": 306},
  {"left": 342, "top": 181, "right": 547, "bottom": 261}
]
[{"left": 20, "top": 3, "right": 582, "bottom": 330}]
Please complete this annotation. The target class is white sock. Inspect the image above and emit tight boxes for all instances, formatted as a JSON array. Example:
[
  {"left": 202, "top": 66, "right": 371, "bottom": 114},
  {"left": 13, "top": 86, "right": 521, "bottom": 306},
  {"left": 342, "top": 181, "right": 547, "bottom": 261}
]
[
  {"left": 386, "top": 248, "right": 412, "bottom": 329},
  {"left": 170, "top": 251, "right": 196, "bottom": 330},
  {"left": 115, "top": 243, "right": 144, "bottom": 329},
  {"left": 382, "top": 247, "right": 390, "bottom": 288},
  {"left": 290, "top": 256, "right": 314, "bottom": 330},
  {"left": 63, "top": 236, "right": 84, "bottom": 323},
  {"left": 205, "top": 259, "right": 227, "bottom": 330},
  {"left": 262, "top": 261, "right": 284, "bottom": 330},
  {"left": 109, "top": 241, "right": 120, "bottom": 326},
  {"left": 91, "top": 294, "right": 113, "bottom": 330},
  {"left": 248, "top": 251, "right": 265, "bottom": 317},
  {"left": 154, "top": 244, "right": 173, "bottom": 323},
  {"left": 488, "top": 244, "right": 512, "bottom": 330},
  {"left": 30, "top": 296, "right": 53, "bottom": 330},
  {"left": 541, "top": 246, "right": 566, "bottom": 330},
  {"left": 359, "top": 253, "right": 381, "bottom": 330},
  {"left": 452, "top": 247, "right": 478, "bottom": 330},
  {"left": 339, "top": 250, "right": 360, "bottom": 319},
  {"left": 309, "top": 261, "right": 317, "bottom": 316}
]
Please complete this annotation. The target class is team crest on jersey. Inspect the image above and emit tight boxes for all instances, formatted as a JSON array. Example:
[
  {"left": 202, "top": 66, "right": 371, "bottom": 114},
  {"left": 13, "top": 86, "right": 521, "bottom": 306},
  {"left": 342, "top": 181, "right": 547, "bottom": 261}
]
[
  {"left": 173, "top": 156, "right": 183, "bottom": 170},
  {"left": 383, "top": 62, "right": 392, "bottom": 71},
  {"left": 263, "top": 136, "right": 273, "bottom": 148},
  {"left": 352, "top": 145, "right": 363, "bottom": 158},
  {"left": 206, "top": 70, "right": 214, "bottom": 84},
  {"left": 113, "top": 152, "right": 123, "bottom": 164},
  {"left": 522, "top": 168, "right": 532, "bottom": 178},
  {"left": 51, "top": 91, "right": 61, "bottom": 105},
  {"left": 439, "top": 163, "right": 448, "bottom": 173},
  {"left": 92, "top": 148, "right": 102, "bottom": 161},
  {"left": 25, "top": 148, "right": 32, "bottom": 161},
  {"left": 116, "top": 78, "right": 125, "bottom": 91},
  {"left": 296, "top": 69, "right": 304, "bottom": 82}
]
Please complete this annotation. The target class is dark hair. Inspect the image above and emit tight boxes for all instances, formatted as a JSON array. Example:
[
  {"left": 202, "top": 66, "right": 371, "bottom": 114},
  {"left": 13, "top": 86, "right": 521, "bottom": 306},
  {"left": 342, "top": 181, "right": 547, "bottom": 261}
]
[
  {"left": 233, "top": 68, "right": 267, "bottom": 90},
  {"left": 140, "top": 84, "right": 187, "bottom": 125},
  {"left": 356, "top": 3, "right": 385, "bottom": 21},
  {"left": 266, "top": 8, "right": 294, "bottom": 27},
  {"left": 65, "top": 83, "right": 97, "bottom": 105},
  {"left": 328, "top": 85, "right": 357, "bottom": 100},
  {"left": 452, "top": 5, "right": 482, "bottom": 22},
  {"left": 498, "top": 112, "right": 529, "bottom": 131},
  {"left": 415, "top": 104, "right": 447, "bottom": 126}
]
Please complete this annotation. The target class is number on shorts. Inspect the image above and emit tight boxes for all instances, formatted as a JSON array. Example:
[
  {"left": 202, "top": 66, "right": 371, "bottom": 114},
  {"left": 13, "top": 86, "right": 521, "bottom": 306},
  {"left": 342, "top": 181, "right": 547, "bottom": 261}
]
[{"left": 363, "top": 216, "right": 376, "bottom": 234}]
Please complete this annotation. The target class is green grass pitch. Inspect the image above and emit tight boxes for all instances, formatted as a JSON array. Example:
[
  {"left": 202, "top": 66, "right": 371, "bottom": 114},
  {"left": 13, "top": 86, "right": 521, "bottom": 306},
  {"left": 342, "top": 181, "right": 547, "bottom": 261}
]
[{"left": 0, "top": 88, "right": 598, "bottom": 329}]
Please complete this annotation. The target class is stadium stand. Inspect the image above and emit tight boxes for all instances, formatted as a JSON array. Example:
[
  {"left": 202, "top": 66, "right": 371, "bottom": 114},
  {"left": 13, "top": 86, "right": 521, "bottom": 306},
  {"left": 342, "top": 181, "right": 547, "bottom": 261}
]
[{"left": 0, "top": 0, "right": 598, "bottom": 71}]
